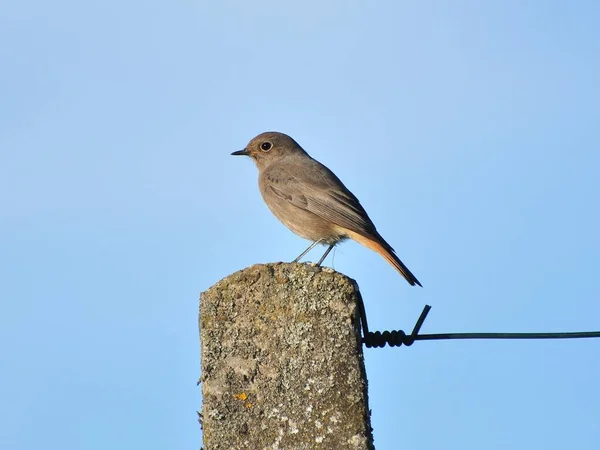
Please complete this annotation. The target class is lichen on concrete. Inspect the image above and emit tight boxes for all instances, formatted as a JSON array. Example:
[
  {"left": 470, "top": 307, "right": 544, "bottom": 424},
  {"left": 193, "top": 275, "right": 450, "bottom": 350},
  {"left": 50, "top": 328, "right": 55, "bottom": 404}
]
[{"left": 199, "top": 262, "right": 374, "bottom": 450}]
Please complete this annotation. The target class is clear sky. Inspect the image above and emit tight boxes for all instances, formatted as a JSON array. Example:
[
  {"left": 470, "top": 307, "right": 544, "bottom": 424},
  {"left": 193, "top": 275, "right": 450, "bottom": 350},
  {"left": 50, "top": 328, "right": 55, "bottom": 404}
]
[{"left": 1, "top": 1, "right": 599, "bottom": 449}]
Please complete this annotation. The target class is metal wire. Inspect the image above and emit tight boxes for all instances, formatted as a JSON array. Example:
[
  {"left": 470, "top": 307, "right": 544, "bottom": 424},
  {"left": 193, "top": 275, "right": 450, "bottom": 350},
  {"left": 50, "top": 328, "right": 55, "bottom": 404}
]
[
  {"left": 415, "top": 331, "right": 600, "bottom": 341},
  {"left": 359, "top": 301, "right": 600, "bottom": 349}
]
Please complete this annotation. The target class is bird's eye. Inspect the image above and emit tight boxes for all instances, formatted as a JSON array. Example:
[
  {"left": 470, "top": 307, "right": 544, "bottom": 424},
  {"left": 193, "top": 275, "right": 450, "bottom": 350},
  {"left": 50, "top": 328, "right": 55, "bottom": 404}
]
[{"left": 261, "top": 142, "right": 272, "bottom": 152}]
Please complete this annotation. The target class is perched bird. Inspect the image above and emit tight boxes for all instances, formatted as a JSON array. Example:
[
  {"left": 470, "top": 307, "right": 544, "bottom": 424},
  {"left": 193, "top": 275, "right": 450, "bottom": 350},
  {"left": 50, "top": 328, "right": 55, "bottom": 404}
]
[{"left": 232, "top": 132, "right": 422, "bottom": 287}]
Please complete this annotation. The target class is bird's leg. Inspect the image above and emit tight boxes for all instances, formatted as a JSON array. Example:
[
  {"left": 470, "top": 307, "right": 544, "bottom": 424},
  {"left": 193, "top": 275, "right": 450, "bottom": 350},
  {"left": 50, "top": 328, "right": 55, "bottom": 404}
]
[
  {"left": 316, "top": 244, "right": 334, "bottom": 266},
  {"left": 293, "top": 239, "right": 323, "bottom": 262}
]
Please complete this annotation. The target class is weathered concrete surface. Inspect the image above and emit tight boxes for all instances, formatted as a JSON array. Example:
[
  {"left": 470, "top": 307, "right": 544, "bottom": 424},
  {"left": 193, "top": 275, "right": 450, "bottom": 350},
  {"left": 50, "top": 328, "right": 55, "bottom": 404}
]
[{"left": 199, "top": 262, "right": 373, "bottom": 450}]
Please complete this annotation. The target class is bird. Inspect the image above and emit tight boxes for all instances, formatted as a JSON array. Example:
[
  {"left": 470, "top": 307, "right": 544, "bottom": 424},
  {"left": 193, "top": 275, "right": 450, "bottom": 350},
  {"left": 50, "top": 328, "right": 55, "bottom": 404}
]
[{"left": 231, "top": 131, "right": 422, "bottom": 287}]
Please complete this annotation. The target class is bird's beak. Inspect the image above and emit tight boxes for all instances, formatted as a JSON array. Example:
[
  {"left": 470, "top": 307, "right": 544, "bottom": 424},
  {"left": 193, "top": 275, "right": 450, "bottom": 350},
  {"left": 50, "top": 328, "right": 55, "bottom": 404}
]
[{"left": 231, "top": 148, "right": 248, "bottom": 156}]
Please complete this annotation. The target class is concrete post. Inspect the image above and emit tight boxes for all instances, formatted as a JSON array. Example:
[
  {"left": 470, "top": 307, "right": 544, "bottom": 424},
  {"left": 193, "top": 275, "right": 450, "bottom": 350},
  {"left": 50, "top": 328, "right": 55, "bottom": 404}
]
[{"left": 199, "top": 262, "right": 374, "bottom": 450}]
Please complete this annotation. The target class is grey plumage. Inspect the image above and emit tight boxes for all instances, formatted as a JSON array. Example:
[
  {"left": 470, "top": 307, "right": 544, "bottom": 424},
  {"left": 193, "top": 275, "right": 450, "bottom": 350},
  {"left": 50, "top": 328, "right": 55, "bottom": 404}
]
[{"left": 232, "top": 131, "right": 422, "bottom": 287}]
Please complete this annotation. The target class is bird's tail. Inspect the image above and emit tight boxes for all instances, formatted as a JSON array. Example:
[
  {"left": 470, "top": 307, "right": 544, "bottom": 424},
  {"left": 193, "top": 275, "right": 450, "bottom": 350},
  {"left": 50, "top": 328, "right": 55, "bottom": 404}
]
[{"left": 346, "top": 230, "right": 422, "bottom": 287}]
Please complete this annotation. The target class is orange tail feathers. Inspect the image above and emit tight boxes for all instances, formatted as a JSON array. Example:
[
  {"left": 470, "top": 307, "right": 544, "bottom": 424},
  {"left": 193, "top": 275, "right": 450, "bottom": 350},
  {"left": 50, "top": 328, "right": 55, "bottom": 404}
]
[{"left": 346, "top": 230, "right": 422, "bottom": 287}]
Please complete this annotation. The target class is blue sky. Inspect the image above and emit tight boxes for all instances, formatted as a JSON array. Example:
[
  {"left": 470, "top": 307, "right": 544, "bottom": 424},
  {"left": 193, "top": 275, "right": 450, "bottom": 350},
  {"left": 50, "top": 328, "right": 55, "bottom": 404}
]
[{"left": 1, "top": 1, "right": 599, "bottom": 449}]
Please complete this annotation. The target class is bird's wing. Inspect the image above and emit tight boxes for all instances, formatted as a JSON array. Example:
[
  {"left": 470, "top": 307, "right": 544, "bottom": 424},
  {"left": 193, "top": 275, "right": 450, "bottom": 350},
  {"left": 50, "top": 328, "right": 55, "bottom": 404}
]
[{"left": 263, "top": 158, "right": 379, "bottom": 238}]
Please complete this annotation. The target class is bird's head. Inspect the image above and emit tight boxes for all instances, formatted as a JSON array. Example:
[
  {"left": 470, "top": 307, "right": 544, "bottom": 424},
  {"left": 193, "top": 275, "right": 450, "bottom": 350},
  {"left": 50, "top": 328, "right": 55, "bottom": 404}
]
[{"left": 232, "top": 131, "right": 307, "bottom": 169}]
